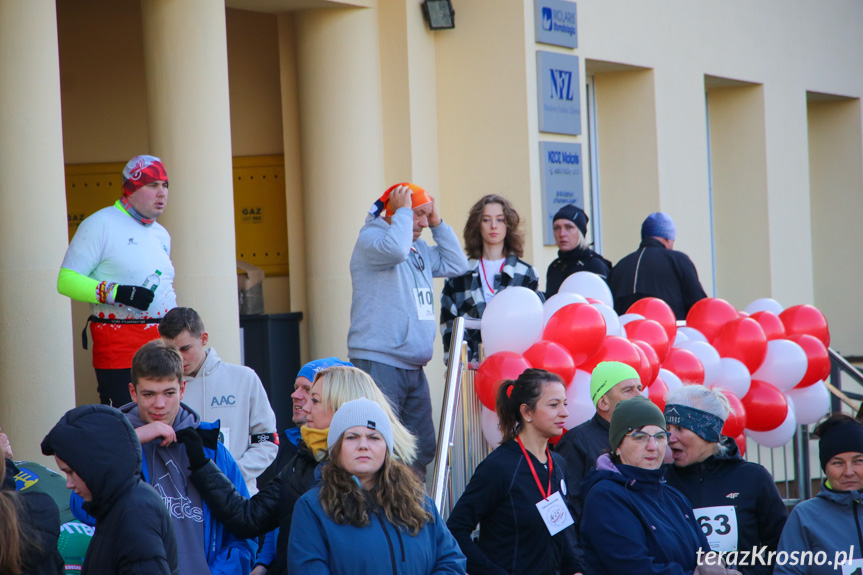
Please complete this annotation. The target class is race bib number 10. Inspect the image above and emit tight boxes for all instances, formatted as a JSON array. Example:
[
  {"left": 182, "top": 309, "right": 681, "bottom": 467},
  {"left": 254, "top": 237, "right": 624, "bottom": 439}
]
[
  {"left": 413, "top": 288, "right": 435, "bottom": 321},
  {"left": 696, "top": 505, "right": 738, "bottom": 553}
]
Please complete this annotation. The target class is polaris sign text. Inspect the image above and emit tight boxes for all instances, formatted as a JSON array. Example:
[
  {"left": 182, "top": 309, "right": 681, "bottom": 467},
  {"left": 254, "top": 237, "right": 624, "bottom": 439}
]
[
  {"left": 535, "top": 0, "right": 577, "bottom": 48},
  {"left": 537, "top": 51, "right": 581, "bottom": 135}
]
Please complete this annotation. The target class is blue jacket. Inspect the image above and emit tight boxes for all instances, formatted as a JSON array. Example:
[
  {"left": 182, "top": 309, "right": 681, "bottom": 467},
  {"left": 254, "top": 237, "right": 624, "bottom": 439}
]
[
  {"left": 776, "top": 483, "right": 863, "bottom": 575},
  {"left": 581, "top": 454, "right": 710, "bottom": 575},
  {"left": 288, "top": 486, "right": 466, "bottom": 575},
  {"left": 72, "top": 417, "right": 256, "bottom": 575}
]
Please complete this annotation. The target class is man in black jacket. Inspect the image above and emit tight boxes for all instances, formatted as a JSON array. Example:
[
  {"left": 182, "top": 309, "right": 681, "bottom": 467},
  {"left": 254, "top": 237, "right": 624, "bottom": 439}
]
[
  {"left": 609, "top": 212, "right": 707, "bottom": 319},
  {"left": 41, "top": 404, "right": 179, "bottom": 575}
]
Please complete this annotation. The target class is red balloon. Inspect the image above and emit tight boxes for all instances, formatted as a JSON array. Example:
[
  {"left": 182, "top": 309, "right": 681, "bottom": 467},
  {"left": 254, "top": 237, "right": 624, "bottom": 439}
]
[
  {"left": 632, "top": 340, "right": 660, "bottom": 387},
  {"left": 780, "top": 305, "right": 830, "bottom": 347},
  {"left": 718, "top": 389, "right": 747, "bottom": 438},
  {"left": 788, "top": 334, "right": 830, "bottom": 389},
  {"left": 712, "top": 317, "right": 768, "bottom": 374},
  {"left": 543, "top": 304, "right": 607, "bottom": 366},
  {"left": 580, "top": 336, "right": 641, "bottom": 374},
  {"left": 627, "top": 297, "right": 677, "bottom": 347},
  {"left": 475, "top": 352, "right": 532, "bottom": 410},
  {"left": 749, "top": 311, "right": 786, "bottom": 341},
  {"left": 548, "top": 432, "right": 567, "bottom": 447},
  {"left": 661, "top": 347, "right": 705, "bottom": 385},
  {"left": 632, "top": 344, "right": 652, "bottom": 388},
  {"left": 734, "top": 433, "right": 746, "bottom": 456},
  {"left": 624, "top": 318, "right": 671, "bottom": 363},
  {"left": 686, "top": 298, "right": 739, "bottom": 342},
  {"left": 647, "top": 376, "right": 669, "bottom": 411},
  {"left": 741, "top": 380, "right": 788, "bottom": 432},
  {"left": 523, "top": 341, "right": 576, "bottom": 386},
  {"left": 585, "top": 298, "right": 603, "bottom": 305}
]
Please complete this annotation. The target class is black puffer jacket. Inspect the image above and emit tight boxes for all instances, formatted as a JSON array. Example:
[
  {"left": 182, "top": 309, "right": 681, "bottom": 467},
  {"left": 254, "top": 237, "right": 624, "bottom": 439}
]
[
  {"left": 16, "top": 491, "right": 64, "bottom": 575},
  {"left": 189, "top": 440, "right": 319, "bottom": 575},
  {"left": 545, "top": 246, "right": 612, "bottom": 298},
  {"left": 41, "top": 404, "right": 179, "bottom": 575},
  {"left": 664, "top": 437, "right": 788, "bottom": 575}
]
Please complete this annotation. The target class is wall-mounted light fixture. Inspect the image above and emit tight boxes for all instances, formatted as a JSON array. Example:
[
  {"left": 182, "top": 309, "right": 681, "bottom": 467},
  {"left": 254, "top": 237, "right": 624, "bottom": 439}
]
[{"left": 422, "top": 0, "right": 455, "bottom": 30}]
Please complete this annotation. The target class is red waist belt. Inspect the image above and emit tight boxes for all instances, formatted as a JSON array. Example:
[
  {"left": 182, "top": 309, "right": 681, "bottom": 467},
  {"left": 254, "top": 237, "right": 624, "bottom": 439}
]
[{"left": 83, "top": 316, "right": 162, "bottom": 370}]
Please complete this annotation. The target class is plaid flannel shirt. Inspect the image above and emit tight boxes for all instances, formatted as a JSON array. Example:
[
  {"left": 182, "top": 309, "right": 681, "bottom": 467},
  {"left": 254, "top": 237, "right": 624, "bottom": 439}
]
[{"left": 440, "top": 254, "right": 541, "bottom": 363}]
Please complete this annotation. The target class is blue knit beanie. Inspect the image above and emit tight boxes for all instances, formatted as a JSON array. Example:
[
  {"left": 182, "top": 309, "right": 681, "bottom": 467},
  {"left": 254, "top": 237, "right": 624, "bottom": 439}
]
[
  {"left": 297, "top": 357, "right": 353, "bottom": 382},
  {"left": 641, "top": 212, "right": 677, "bottom": 241}
]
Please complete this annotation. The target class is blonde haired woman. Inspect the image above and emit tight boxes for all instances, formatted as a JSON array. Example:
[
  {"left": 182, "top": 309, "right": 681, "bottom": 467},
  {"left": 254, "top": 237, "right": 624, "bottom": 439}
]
[{"left": 179, "top": 365, "right": 417, "bottom": 575}]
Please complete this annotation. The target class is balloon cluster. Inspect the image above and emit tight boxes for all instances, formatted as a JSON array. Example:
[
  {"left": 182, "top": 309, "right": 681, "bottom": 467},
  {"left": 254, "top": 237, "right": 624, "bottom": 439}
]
[{"left": 476, "top": 273, "right": 832, "bottom": 451}]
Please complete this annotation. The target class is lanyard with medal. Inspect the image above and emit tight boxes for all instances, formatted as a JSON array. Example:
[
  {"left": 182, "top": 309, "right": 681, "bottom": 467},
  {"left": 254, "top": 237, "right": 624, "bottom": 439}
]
[{"left": 516, "top": 436, "right": 574, "bottom": 536}]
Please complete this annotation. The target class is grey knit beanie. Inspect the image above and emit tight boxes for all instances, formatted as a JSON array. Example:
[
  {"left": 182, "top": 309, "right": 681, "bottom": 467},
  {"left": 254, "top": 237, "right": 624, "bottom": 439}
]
[{"left": 327, "top": 398, "right": 394, "bottom": 454}]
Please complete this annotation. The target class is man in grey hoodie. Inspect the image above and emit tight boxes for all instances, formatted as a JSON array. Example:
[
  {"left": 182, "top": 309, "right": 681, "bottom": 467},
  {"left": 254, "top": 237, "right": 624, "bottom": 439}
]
[{"left": 348, "top": 184, "right": 469, "bottom": 474}]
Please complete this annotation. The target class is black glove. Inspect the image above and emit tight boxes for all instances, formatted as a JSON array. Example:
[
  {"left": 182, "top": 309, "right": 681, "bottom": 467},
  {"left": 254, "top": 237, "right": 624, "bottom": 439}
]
[
  {"left": 176, "top": 428, "right": 209, "bottom": 470},
  {"left": 114, "top": 285, "right": 155, "bottom": 311}
]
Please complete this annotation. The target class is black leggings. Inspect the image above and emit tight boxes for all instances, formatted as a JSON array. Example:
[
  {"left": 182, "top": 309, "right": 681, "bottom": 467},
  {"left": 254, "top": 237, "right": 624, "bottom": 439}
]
[{"left": 95, "top": 368, "right": 133, "bottom": 407}]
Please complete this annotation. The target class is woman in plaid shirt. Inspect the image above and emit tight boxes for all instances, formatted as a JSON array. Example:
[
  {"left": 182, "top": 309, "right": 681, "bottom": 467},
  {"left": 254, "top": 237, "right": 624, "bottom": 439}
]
[{"left": 440, "top": 194, "right": 542, "bottom": 365}]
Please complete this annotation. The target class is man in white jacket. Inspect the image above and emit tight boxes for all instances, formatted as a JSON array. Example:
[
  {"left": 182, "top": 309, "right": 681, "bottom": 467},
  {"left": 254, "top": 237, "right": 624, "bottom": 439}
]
[{"left": 159, "top": 307, "right": 277, "bottom": 494}]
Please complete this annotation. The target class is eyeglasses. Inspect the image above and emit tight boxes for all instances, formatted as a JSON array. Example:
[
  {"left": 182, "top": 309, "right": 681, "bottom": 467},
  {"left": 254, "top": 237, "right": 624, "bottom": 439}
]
[
  {"left": 410, "top": 247, "right": 425, "bottom": 271},
  {"left": 626, "top": 431, "right": 668, "bottom": 444}
]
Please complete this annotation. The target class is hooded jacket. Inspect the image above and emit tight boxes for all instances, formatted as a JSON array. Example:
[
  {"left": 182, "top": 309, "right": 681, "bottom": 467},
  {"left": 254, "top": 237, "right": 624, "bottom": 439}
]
[
  {"left": 288, "top": 486, "right": 466, "bottom": 575},
  {"left": 545, "top": 245, "right": 612, "bottom": 298},
  {"left": 446, "top": 439, "right": 581, "bottom": 575},
  {"left": 188, "top": 439, "right": 319, "bottom": 575},
  {"left": 776, "top": 483, "right": 863, "bottom": 575},
  {"left": 41, "top": 404, "right": 179, "bottom": 575},
  {"left": 609, "top": 237, "right": 707, "bottom": 320},
  {"left": 581, "top": 454, "right": 709, "bottom": 575},
  {"left": 664, "top": 437, "right": 788, "bottom": 575},
  {"left": 180, "top": 347, "right": 278, "bottom": 495}
]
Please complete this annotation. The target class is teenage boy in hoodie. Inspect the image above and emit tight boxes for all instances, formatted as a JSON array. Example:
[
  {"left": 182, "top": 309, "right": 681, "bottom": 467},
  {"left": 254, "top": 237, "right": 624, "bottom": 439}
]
[
  {"left": 42, "top": 404, "right": 179, "bottom": 575},
  {"left": 158, "top": 307, "right": 277, "bottom": 495},
  {"left": 71, "top": 340, "right": 257, "bottom": 575},
  {"left": 348, "top": 184, "right": 469, "bottom": 474}
]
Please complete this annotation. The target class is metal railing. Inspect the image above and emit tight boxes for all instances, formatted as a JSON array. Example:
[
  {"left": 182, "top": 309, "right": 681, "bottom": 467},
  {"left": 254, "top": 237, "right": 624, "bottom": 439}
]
[{"left": 432, "top": 317, "right": 493, "bottom": 519}]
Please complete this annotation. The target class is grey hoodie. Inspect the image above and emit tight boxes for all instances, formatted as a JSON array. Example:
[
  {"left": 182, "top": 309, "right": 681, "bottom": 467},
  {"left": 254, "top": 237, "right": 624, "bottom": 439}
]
[{"left": 348, "top": 208, "right": 469, "bottom": 369}]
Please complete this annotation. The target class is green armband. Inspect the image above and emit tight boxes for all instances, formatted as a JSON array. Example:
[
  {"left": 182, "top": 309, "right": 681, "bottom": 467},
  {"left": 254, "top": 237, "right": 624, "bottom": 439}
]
[{"left": 57, "top": 268, "right": 116, "bottom": 304}]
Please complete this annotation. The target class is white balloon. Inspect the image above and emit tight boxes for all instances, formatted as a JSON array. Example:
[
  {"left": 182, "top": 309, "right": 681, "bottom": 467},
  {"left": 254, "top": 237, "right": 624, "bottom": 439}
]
[
  {"left": 591, "top": 303, "right": 622, "bottom": 337},
  {"left": 481, "top": 286, "right": 544, "bottom": 355},
  {"left": 752, "top": 339, "right": 807, "bottom": 392},
  {"left": 677, "top": 340, "right": 721, "bottom": 386},
  {"left": 786, "top": 381, "right": 831, "bottom": 425},
  {"left": 744, "top": 298, "right": 784, "bottom": 316},
  {"left": 659, "top": 368, "right": 683, "bottom": 392},
  {"left": 564, "top": 370, "right": 596, "bottom": 429},
  {"left": 619, "top": 313, "right": 645, "bottom": 328},
  {"left": 559, "top": 272, "right": 613, "bottom": 308},
  {"left": 710, "top": 357, "right": 752, "bottom": 399},
  {"left": 677, "top": 326, "right": 708, "bottom": 345},
  {"left": 480, "top": 406, "right": 502, "bottom": 448},
  {"left": 746, "top": 402, "right": 797, "bottom": 448},
  {"left": 543, "top": 292, "right": 589, "bottom": 326},
  {"left": 673, "top": 331, "right": 690, "bottom": 347}
]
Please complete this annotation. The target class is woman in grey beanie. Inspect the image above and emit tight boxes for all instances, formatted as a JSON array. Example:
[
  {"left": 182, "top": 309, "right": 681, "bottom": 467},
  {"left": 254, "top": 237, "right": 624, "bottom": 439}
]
[{"left": 287, "top": 398, "right": 467, "bottom": 574}]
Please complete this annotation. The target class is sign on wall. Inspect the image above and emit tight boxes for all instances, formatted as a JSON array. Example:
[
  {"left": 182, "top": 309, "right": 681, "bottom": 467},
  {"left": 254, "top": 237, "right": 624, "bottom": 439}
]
[
  {"left": 536, "top": 51, "right": 581, "bottom": 135},
  {"left": 535, "top": 0, "right": 578, "bottom": 48},
  {"left": 540, "top": 141, "right": 584, "bottom": 245}
]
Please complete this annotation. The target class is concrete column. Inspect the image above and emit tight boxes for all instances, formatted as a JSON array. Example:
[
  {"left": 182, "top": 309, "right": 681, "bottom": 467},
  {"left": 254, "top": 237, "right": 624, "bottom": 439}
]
[
  {"left": 140, "top": 0, "right": 241, "bottom": 362},
  {"left": 0, "top": 0, "right": 76, "bottom": 461},
  {"left": 294, "top": 6, "right": 387, "bottom": 359}
]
